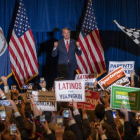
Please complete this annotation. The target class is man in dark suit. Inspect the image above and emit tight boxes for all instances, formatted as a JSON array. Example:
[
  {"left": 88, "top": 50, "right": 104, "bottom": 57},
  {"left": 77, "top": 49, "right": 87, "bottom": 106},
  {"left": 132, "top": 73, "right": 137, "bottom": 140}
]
[{"left": 52, "top": 27, "right": 82, "bottom": 80}]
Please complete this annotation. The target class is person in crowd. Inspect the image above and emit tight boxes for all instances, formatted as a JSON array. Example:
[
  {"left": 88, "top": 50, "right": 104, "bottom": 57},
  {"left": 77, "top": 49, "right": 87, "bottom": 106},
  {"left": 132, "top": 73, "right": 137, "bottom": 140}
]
[
  {"left": 39, "top": 80, "right": 48, "bottom": 92},
  {"left": 1, "top": 70, "right": 140, "bottom": 140}
]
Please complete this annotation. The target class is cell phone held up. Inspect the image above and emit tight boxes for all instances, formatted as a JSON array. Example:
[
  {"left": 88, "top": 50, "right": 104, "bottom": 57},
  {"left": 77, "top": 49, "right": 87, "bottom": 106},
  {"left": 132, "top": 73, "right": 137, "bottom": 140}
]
[
  {"left": 112, "top": 110, "right": 117, "bottom": 119},
  {"left": 95, "top": 119, "right": 100, "bottom": 129},
  {"left": 10, "top": 124, "right": 17, "bottom": 136},
  {"left": 63, "top": 109, "right": 69, "bottom": 118},
  {"left": 0, "top": 109, "right": 6, "bottom": 121},
  {"left": 57, "top": 116, "right": 63, "bottom": 128},
  {"left": 0, "top": 100, "right": 11, "bottom": 106},
  {"left": 40, "top": 115, "right": 45, "bottom": 126},
  {"left": 27, "top": 90, "right": 32, "bottom": 99},
  {"left": 40, "top": 77, "right": 45, "bottom": 83}
]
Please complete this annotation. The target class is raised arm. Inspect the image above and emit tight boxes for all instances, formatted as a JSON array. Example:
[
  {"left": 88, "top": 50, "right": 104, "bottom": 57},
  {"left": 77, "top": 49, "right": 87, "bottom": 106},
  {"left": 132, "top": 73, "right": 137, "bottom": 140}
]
[
  {"left": 52, "top": 42, "right": 59, "bottom": 57},
  {"left": 1, "top": 76, "right": 10, "bottom": 93},
  {"left": 75, "top": 41, "right": 82, "bottom": 56},
  {"left": 30, "top": 94, "right": 40, "bottom": 117},
  {"left": 130, "top": 70, "right": 135, "bottom": 87}
]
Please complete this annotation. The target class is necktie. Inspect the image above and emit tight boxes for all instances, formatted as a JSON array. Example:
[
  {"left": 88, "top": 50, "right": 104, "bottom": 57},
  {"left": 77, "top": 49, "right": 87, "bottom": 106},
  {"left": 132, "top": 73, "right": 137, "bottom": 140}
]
[{"left": 66, "top": 41, "right": 69, "bottom": 52}]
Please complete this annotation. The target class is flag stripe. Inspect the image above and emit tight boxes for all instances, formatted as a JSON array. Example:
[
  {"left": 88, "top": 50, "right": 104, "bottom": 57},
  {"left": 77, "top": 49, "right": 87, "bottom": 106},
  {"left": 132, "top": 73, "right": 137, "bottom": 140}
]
[
  {"left": 24, "top": 33, "right": 38, "bottom": 73},
  {"left": 11, "top": 62, "right": 23, "bottom": 87},
  {"left": 89, "top": 32, "right": 106, "bottom": 71},
  {"left": 9, "top": 41, "right": 26, "bottom": 83},
  {"left": 20, "top": 35, "right": 36, "bottom": 75},
  {"left": 9, "top": 49, "right": 24, "bottom": 85},
  {"left": 84, "top": 36, "right": 101, "bottom": 74},
  {"left": 25, "top": 30, "right": 38, "bottom": 69},
  {"left": 79, "top": 32, "right": 97, "bottom": 73},
  {"left": 92, "top": 30, "right": 106, "bottom": 69},
  {"left": 86, "top": 33, "right": 100, "bottom": 73},
  {"left": 76, "top": 54, "right": 86, "bottom": 74},
  {"left": 78, "top": 38, "right": 90, "bottom": 73},
  {"left": 80, "top": 34, "right": 97, "bottom": 73},
  {"left": 11, "top": 32, "right": 30, "bottom": 79},
  {"left": 95, "top": 29, "right": 104, "bottom": 53},
  {"left": 18, "top": 37, "right": 33, "bottom": 78},
  {"left": 79, "top": 33, "right": 97, "bottom": 73}
]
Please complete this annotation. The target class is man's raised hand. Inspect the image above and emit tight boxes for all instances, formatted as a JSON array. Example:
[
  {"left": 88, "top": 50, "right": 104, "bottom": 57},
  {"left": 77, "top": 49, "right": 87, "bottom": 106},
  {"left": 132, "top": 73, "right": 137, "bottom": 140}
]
[{"left": 54, "top": 42, "right": 58, "bottom": 49}]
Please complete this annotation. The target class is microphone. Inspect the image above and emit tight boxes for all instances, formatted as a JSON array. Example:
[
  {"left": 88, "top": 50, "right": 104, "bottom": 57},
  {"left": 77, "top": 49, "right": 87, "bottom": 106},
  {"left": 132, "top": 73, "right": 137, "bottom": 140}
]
[{"left": 134, "top": 75, "right": 140, "bottom": 78}]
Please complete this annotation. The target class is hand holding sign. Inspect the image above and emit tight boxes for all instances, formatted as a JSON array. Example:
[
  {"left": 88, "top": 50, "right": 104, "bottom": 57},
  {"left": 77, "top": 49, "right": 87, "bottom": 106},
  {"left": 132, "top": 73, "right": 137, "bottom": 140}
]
[
  {"left": 72, "top": 99, "right": 77, "bottom": 110},
  {"left": 102, "top": 92, "right": 110, "bottom": 106},
  {"left": 130, "top": 70, "right": 135, "bottom": 79},
  {"left": 120, "top": 105, "right": 128, "bottom": 121},
  {"left": 30, "top": 94, "right": 35, "bottom": 103}
]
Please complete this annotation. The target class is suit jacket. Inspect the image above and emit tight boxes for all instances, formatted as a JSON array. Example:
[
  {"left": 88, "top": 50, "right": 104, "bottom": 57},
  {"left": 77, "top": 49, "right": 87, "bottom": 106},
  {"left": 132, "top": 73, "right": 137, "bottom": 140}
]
[
  {"left": 74, "top": 114, "right": 91, "bottom": 140},
  {"left": 15, "top": 116, "right": 29, "bottom": 140},
  {"left": 52, "top": 39, "right": 82, "bottom": 71},
  {"left": 105, "top": 110, "right": 120, "bottom": 140},
  {"left": 69, "top": 122, "right": 83, "bottom": 140}
]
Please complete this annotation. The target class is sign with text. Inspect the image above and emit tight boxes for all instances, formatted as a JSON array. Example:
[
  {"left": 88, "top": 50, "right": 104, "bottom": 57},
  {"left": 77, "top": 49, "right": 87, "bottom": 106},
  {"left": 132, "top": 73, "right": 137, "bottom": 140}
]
[
  {"left": 75, "top": 74, "right": 96, "bottom": 88},
  {"left": 32, "top": 91, "right": 57, "bottom": 111},
  {"left": 111, "top": 86, "right": 140, "bottom": 112},
  {"left": 69, "top": 90, "right": 100, "bottom": 110},
  {"left": 109, "top": 61, "right": 134, "bottom": 77},
  {"left": 98, "top": 67, "right": 130, "bottom": 90},
  {"left": 55, "top": 80, "right": 85, "bottom": 102}
]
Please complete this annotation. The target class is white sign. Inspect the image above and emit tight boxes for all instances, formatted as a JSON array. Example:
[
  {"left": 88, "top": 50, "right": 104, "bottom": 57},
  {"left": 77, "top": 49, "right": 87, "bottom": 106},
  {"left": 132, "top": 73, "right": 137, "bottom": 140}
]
[
  {"left": 55, "top": 80, "right": 85, "bottom": 102},
  {"left": 109, "top": 61, "right": 135, "bottom": 77},
  {"left": 32, "top": 91, "right": 57, "bottom": 111},
  {"left": 75, "top": 74, "right": 96, "bottom": 88}
]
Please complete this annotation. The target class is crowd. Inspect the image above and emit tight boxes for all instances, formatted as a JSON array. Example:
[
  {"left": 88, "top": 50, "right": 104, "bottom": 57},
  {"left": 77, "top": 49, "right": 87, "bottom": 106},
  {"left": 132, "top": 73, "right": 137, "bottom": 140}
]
[{"left": 0, "top": 70, "right": 140, "bottom": 140}]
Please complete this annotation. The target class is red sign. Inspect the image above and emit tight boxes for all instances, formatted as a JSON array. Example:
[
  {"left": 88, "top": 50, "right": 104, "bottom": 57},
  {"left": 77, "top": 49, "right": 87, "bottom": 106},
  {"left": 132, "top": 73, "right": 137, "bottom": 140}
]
[{"left": 69, "top": 90, "right": 100, "bottom": 110}]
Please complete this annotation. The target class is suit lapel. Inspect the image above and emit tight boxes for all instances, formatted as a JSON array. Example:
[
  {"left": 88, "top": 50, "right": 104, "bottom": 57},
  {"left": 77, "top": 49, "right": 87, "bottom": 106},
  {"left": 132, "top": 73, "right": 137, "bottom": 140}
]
[
  {"left": 68, "top": 39, "right": 72, "bottom": 54},
  {"left": 61, "top": 39, "right": 67, "bottom": 54}
]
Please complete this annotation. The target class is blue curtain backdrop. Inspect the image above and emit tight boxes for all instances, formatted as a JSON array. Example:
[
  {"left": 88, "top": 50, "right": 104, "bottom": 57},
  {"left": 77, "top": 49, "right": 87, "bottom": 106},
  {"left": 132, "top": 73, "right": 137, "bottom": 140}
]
[{"left": 0, "top": 0, "right": 140, "bottom": 89}]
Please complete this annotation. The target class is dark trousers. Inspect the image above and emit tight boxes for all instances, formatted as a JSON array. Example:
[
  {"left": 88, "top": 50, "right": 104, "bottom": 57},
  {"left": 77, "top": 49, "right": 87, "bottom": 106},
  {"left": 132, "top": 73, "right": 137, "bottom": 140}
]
[{"left": 58, "top": 63, "right": 76, "bottom": 80}]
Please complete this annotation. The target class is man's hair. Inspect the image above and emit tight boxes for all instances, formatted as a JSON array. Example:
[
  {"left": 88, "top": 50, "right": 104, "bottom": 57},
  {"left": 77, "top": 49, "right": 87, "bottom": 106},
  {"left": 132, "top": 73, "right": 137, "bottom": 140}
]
[
  {"left": 63, "top": 131, "right": 76, "bottom": 140},
  {"left": 0, "top": 122, "right": 5, "bottom": 132},
  {"left": 62, "top": 27, "right": 70, "bottom": 33},
  {"left": 95, "top": 104, "right": 105, "bottom": 121},
  {"left": 24, "top": 119, "right": 33, "bottom": 137},
  {"left": 60, "top": 102, "right": 69, "bottom": 108},
  {"left": 100, "top": 122, "right": 117, "bottom": 140}
]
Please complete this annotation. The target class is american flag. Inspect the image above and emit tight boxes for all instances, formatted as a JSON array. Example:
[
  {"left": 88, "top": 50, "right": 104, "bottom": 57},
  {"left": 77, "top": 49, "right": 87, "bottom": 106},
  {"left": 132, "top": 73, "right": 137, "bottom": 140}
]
[
  {"left": 76, "top": 0, "right": 106, "bottom": 76},
  {"left": 9, "top": 0, "right": 38, "bottom": 89}
]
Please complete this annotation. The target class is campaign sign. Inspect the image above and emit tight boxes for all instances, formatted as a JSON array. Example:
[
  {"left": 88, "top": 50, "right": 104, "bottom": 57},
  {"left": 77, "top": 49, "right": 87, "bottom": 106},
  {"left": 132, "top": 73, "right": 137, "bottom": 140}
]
[
  {"left": 75, "top": 74, "right": 96, "bottom": 88},
  {"left": 111, "top": 86, "right": 140, "bottom": 112},
  {"left": 32, "top": 91, "right": 57, "bottom": 111},
  {"left": 69, "top": 90, "right": 100, "bottom": 110},
  {"left": 109, "top": 61, "right": 134, "bottom": 77},
  {"left": 98, "top": 67, "right": 130, "bottom": 90},
  {"left": 55, "top": 80, "right": 85, "bottom": 102}
]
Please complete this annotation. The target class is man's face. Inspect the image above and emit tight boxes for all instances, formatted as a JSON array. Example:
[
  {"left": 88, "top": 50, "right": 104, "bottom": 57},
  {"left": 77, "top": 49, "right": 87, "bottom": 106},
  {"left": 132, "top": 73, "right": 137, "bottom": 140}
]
[{"left": 62, "top": 29, "right": 70, "bottom": 40}]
